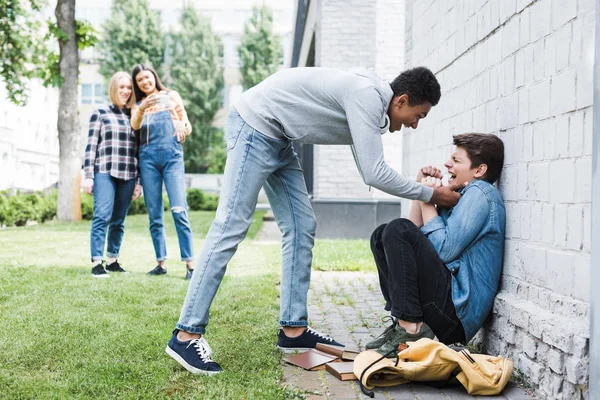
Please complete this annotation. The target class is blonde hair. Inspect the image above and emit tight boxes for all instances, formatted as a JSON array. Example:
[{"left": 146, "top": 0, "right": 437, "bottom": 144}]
[{"left": 108, "top": 71, "right": 134, "bottom": 109}]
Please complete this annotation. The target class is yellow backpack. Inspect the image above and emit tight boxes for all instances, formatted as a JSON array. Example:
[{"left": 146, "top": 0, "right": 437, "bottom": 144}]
[{"left": 354, "top": 338, "right": 513, "bottom": 396}]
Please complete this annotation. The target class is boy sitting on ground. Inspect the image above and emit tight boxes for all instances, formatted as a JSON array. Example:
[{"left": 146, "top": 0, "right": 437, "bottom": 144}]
[{"left": 367, "top": 133, "right": 506, "bottom": 354}]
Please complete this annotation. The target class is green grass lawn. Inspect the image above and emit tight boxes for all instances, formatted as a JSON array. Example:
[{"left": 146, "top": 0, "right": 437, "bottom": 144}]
[{"left": 0, "top": 210, "right": 376, "bottom": 399}]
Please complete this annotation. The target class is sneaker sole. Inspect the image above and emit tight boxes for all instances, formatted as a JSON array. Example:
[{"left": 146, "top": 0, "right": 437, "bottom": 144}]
[
  {"left": 277, "top": 346, "right": 312, "bottom": 354},
  {"left": 92, "top": 274, "right": 109, "bottom": 278},
  {"left": 165, "top": 346, "right": 221, "bottom": 375}
]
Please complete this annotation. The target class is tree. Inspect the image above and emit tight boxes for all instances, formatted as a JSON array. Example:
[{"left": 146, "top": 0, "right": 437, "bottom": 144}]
[
  {"left": 168, "top": 4, "right": 225, "bottom": 173},
  {"left": 1, "top": 0, "right": 97, "bottom": 221},
  {"left": 0, "top": 0, "right": 45, "bottom": 105},
  {"left": 97, "top": 0, "right": 165, "bottom": 81},
  {"left": 238, "top": 5, "right": 283, "bottom": 90}
]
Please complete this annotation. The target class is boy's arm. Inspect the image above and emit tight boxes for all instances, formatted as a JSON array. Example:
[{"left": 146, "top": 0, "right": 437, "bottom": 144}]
[
  {"left": 421, "top": 185, "right": 490, "bottom": 263},
  {"left": 408, "top": 200, "right": 424, "bottom": 227}
]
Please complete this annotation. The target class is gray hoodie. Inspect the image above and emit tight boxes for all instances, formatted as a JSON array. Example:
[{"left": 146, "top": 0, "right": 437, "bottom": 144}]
[{"left": 234, "top": 67, "right": 433, "bottom": 202}]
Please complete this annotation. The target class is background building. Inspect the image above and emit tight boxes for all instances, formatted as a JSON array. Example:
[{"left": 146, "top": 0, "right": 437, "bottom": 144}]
[{"left": 291, "top": 0, "right": 408, "bottom": 239}]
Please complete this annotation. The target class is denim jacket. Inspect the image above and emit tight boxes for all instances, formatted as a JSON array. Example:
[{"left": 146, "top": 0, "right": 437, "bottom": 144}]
[{"left": 421, "top": 180, "right": 506, "bottom": 341}]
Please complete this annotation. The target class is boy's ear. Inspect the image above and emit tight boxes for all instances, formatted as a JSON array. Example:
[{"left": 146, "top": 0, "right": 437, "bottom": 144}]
[
  {"left": 394, "top": 94, "right": 409, "bottom": 107},
  {"left": 474, "top": 163, "right": 488, "bottom": 178}
]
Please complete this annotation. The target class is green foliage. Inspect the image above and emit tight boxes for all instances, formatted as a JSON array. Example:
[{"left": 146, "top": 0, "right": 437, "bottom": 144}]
[
  {"left": 0, "top": 0, "right": 99, "bottom": 104},
  {"left": 0, "top": 0, "right": 45, "bottom": 104},
  {"left": 168, "top": 4, "right": 225, "bottom": 173},
  {"left": 238, "top": 5, "right": 283, "bottom": 90},
  {"left": 0, "top": 190, "right": 57, "bottom": 227},
  {"left": 183, "top": 126, "right": 226, "bottom": 173},
  {"left": 98, "top": 0, "right": 165, "bottom": 82},
  {"left": 127, "top": 197, "right": 147, "bottom": 215},
  {"left": 186, "top": 188, "right": 220, "bottom": 211},
  {"left": 80, "top": 193, "right": 94, "bottom": 220},
  {"left": 186, "top": 188, "right": 205, "bottom": 211}
]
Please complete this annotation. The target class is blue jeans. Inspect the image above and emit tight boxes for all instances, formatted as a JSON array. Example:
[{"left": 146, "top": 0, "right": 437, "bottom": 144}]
[
  {"left": 90, "top": 173, "right": 136, "bottom": 262},
  {"left": 177, "top": 109, "right": 316, "bottom": 334},
  {"left": 139, "top": 109, "right": 194, "bottom": 262}
]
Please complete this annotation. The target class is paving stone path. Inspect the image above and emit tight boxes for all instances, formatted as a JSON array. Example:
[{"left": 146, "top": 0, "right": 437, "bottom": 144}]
[{"left": 256, "top": 218, "right": 534, "bottom": 399}]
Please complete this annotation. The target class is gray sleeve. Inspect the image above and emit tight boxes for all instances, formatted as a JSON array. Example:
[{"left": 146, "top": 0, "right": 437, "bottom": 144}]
[{"left": 344, "top": 89, "right": 434, "bottom": 202}]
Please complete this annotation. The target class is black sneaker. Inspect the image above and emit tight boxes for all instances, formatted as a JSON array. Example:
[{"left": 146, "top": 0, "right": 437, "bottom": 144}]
[
  {"left": 165, "top": 330, "right": 222, "bottom": 375},
  {"left": 91, "top": 263, "right": 109, "bottom": 278},
  {"left": 106, "top": 261, "right": 128, "bottom": 273},
  {"left": 185, "top": 268, "right": 194, "bottom": 280},
  {"left": 147, "top": 265, "right": 167, "bottom": 276},
  {"left": 277, "top": 327, "right": 345, "bottom": 351}
]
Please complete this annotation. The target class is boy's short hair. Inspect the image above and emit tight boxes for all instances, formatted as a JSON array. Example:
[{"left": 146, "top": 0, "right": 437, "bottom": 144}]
[
  {"left": 453, "top": 133, "right": 504, "bottom": 184},
  {"left": 390, "top": 66, "right": 441, "bottom": 106}
]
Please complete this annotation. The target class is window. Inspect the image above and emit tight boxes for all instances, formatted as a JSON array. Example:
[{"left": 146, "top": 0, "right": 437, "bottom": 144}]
[{"left": 81, "top": 83, "right": 107, "bottom": 105}]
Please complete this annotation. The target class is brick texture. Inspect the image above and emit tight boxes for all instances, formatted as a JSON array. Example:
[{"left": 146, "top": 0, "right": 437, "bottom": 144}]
[{"left": 403, "top": 1, "right": 594, "bottom": 398}]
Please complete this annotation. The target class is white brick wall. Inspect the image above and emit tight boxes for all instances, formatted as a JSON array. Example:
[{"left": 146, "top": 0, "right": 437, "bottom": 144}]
[{"left": 403, "top": 0, "right": 594, "bottom": 398}]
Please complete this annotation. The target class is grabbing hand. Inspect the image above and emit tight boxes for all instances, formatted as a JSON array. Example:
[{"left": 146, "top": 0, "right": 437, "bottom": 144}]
[
  {"left": 416, "top": 165, "right": 443, "bottom": 182},
  {"left": 132, "top": 184, "right": 143, "bottom": 201},
  {"left": 421, "top": 176, "right": 443, "bottom": 188},
  {"left": 430, "top": 181, "right": 468, "bottom": 208},
  {"left": 82, "top": 178, "right": 94, "bottom": 195}
]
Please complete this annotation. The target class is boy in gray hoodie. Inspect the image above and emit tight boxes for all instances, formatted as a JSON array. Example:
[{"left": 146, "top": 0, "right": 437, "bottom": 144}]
[{"left": 166, "top": 66, "right": 462, "bottom": 375}]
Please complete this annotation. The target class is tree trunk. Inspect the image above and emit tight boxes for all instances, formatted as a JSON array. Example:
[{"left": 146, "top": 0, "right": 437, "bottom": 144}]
[{"left": 55, "top": 0, "right": 81, "bottom": 221}]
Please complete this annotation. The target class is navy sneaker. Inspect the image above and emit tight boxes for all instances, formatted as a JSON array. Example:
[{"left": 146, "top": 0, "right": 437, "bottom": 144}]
[
  {"left": 185, "top": 268, "right": 193, "bottom": 280},
  {"left": 147, "top": 265, "right": 167, "bottom": 276},
  {"left": 277, "top": 327, "right": 345, "bottom": 351},
  {"left": 165, "top": 330, "right": 222, "bottom": 375}
]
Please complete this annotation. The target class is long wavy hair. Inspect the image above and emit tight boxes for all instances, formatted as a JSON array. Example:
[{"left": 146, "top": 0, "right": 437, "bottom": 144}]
[{"left": 131, "top": 64, "right": 168, "bottom": 104}]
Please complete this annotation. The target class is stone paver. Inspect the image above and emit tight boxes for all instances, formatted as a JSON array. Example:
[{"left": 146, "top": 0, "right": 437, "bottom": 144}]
[
  {"left": 279, "top": 270, "right": 535, "bottom": 399},
  {"left": 255, "top": 219, "right": 534, "bottom": 399}
]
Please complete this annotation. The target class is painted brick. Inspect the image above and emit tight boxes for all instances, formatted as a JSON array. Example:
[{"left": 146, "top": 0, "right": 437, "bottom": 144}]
[
  {"left": 551, "top": 68, "right": 577, "bottom": 116},
  {"left": 528, "top": 79, "right": 551, "bottom": 121},
  {"left": 583, "top": 110, "right": 593, "bottom": 156},
  {"left": 565, "top": 356, "right": 589, "bottom": 385},
  {"left": 555, "top": 23, "right": 571, "bottom": 72},
  {"left": 549, "top": 159, "right": 575, "bottom": 203},
  {"left": 572, "top": 253, "right": 591, "bottom": 302},
  {"left": 546, "top": 250, "right": 575, "bottom": 296},
  {"left": 523, "top": 334, "right": 537, "bottom": 358},
  {"left": 520, "top": 203, "right": 531, "bottom": 239},
  {"left": 555, "top": 114, "right": 569, "bottom": 158},
  {"left": 547, "top": 347, "right": 564, "bottom": 373},
  {"left": 529, "top": 203, "right": 542, "bottom": 241},
  {"left": 567, "top": 206, "right": 584, "bottom": 250},
  {"left": 502, "top": 17, "right": 520, "bottom": 58},
  {"left": 544, "top": 33, "right": 557, "bottom": 77},
  {"left": 527, "top": 162, "right": 550, "bottom": 201},
  {"left": 516, "top": 353, "right": 544, "bottom": 383},
  {"left": 583, "top": 205, "right": 591, "bottom": 251},
  {"left": 541, "top": 204, "right": 554, "bottom": 243},
  {"left": 553, "top": 205, "right": 568, "bottom": 247},
  {"left": 532, "top": 40, "right": 545, "bottom": 82},
  {"left": 552, "top": 0, "right": 577, "bottom": 29},
  {"left": 519, "top": 7, "right": 530, "bottom": 47},
  {"left": 517, "top": 163, "right": 528, "bottom": 201},
  {"left": 529, "top": 0, "right": 551, "bottom": 42},
  {"left": 569, "top": 112, "right": 584, "bottom": 156}
]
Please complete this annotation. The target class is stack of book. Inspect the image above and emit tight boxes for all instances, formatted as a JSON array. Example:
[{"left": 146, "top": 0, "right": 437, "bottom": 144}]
[{"left": 283, "top": 343, "right": 360, "bottom": 381}]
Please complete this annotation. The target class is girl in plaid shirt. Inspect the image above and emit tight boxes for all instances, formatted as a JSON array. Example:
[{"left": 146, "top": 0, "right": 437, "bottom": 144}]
[
  {"left": 130, "top": 64, "right": 195, "bottom": 280},
  {"left": 83, "top": 71, "right": 142, "bottom": 278}
]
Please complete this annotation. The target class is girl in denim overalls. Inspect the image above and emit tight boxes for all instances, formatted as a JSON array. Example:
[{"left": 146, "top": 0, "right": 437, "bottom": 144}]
[{"left": 131, "top": 64, "right": 195, "bottom": 280}]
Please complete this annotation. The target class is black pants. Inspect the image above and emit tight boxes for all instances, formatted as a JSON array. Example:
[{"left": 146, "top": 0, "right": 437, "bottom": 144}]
[{"left": 370, "top": 218, "right": 466, "bottom": 344}]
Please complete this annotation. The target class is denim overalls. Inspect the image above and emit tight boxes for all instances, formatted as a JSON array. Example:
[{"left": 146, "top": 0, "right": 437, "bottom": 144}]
[{"left": 138, "top": 96, "right": 193, "bottom": 262}]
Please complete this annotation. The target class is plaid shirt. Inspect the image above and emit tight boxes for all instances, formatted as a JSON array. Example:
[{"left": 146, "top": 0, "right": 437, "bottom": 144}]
[{"left": 83, "top": 105, "right": 140, "bottom": 183}]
